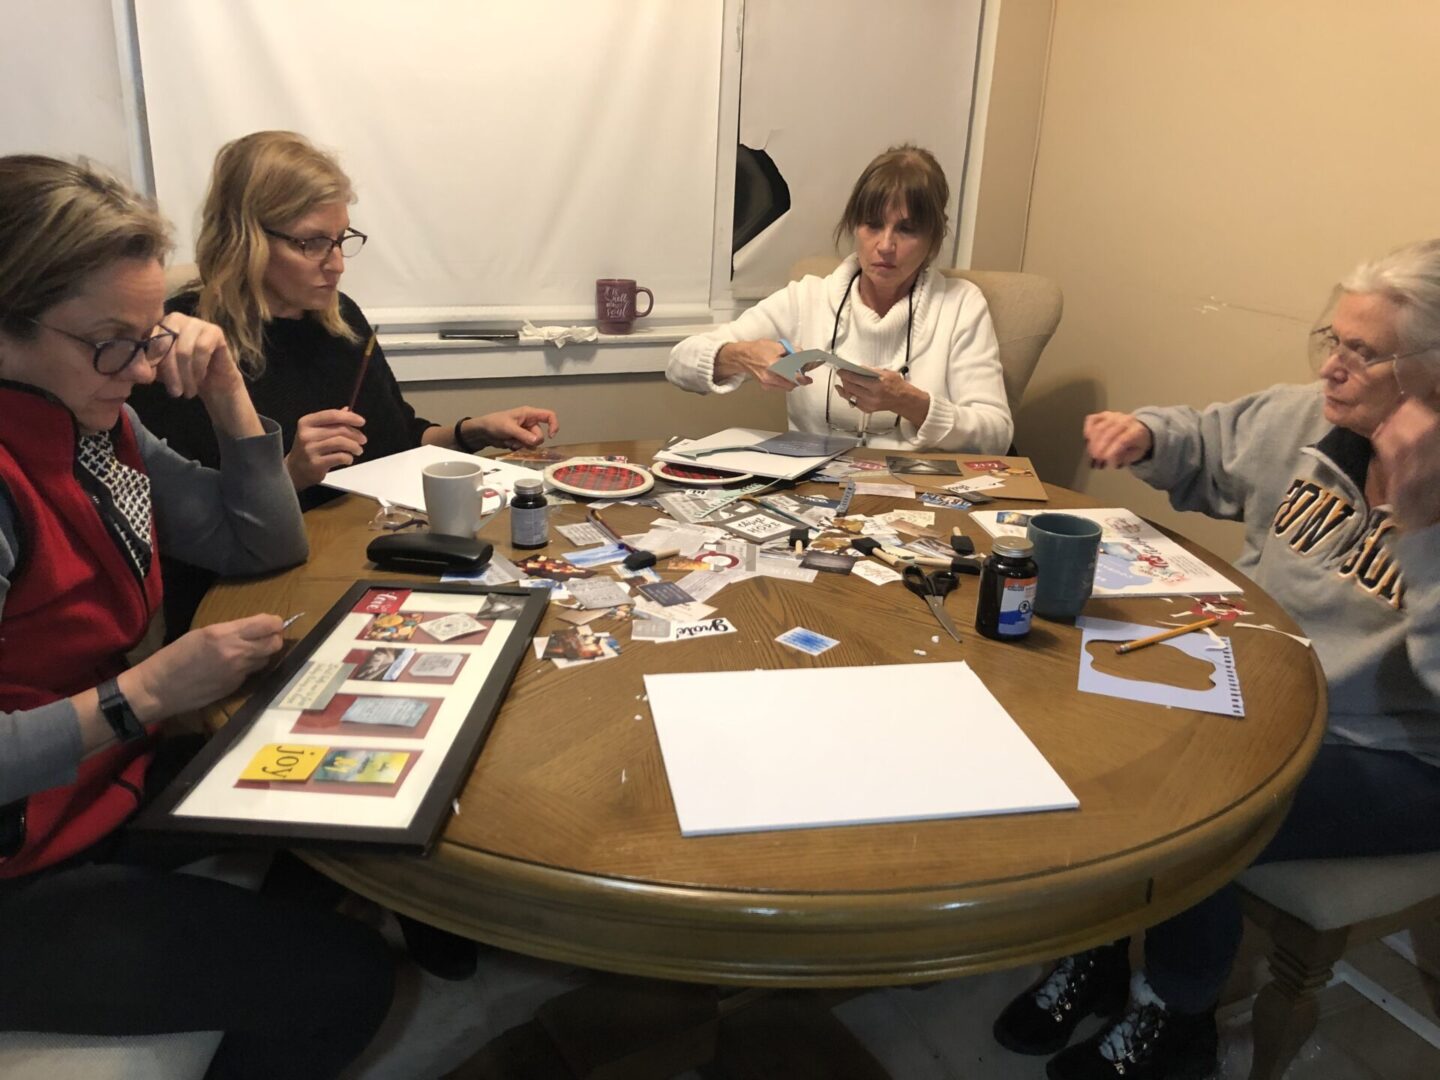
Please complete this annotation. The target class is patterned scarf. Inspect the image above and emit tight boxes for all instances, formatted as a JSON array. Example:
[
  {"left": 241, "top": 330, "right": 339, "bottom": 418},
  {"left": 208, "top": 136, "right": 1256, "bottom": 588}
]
[{"left": 76, "top": 432, "right": 153, "bottom": 576}]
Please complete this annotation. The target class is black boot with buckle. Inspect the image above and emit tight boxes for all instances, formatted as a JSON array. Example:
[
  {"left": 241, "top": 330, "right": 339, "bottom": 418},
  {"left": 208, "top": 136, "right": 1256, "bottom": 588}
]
[
  {"left": 993, "top": 941, "right": 1131, "bottom": 1056},
  {"left": 1045, "top": 973, "right": 1218, "bottom": 1080}
]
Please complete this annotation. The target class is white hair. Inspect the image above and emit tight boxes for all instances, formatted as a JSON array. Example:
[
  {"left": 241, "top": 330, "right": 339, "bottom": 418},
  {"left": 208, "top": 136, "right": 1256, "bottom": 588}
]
[{"left": 1341, "top": 238, "right": 1440, "bottom": 353}]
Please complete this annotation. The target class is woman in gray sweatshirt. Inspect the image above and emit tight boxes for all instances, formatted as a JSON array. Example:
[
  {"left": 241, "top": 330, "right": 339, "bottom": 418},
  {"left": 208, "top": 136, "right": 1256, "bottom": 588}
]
[{"left": 993, "top": 238, "right": 1440, "bottom": 1080}]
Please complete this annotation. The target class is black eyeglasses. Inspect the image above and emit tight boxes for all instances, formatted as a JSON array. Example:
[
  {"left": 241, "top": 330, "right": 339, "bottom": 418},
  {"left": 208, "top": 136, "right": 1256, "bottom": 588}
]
[
  {"left": 9, "top": 314, "right": 177, "bottom": 375},
  {"left": 263, "top": 226, "right": 368, "bottom": 261}
]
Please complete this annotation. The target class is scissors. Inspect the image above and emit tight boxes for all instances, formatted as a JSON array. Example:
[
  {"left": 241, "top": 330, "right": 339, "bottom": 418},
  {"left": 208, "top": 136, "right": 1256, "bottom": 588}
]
[{"left": 903, "top": 564, "right": 962, "bottom": 642}]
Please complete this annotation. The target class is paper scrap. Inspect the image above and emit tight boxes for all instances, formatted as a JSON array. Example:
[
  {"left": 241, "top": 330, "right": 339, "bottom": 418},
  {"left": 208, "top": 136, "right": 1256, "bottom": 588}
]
[
  {"left": 341, "top": 696, "right": 427, "bottom": 728},
  {"left": 566, "top": 577, "right": 635, "bottom": 610},
  {"left": 555, "top": 521, "right": 610, "bottom": 545},
  {"left": 876, "top": 509, "right": 935, "bottom": 528},
  {"left": 776, "top": 627, "right": 839, "bottom": 656},
  {"left": 563, "top": 543, "right": 629, "bottom": 568},
  {"left": 240, "top": 743, "right": 327, "bottom": 783},
  {"left": 634, "top": 597, "right": 716, "bottom": 624},
  {"left": 945, "top": 475, "right": 1006, "bottom": 495},
  {"left": 659, "top": 617, "right": 737, "bottom": 643},
  {"left": 1233, "top": 622, "right": 1313, "bottom": 647},
  {"left": 919, "top": 492, "right": 974, "bottom": 510},
  {"left": 854, "top": 482, "right": 916, "bottom": 499},
  {"left": 675, "top": 568, "right": 752, "bottom": 603},
  {"left": 631, "top": 615, "right": 672, "bottom": 640},
  {"left": 418, "top": 612, "right": 486, "bottom": 642},
  {"left": 535, "top": 629, "right": 621, "bottom": 668},
  {"left": 851, "top": 561, "right": 903, "bottom": 586},
  {"left": 276, "top": 661, "right": 352, "bottom": 711},
  {"left": 638, "top": 581, "right": 697, "bottom": 607},
  {"left": 753, "top": 559, "right": 819, "bottom": 584}
]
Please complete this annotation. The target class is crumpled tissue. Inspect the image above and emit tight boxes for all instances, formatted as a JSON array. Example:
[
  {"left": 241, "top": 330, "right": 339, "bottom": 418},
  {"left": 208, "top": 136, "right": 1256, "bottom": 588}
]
[{"left": 520, "top": 321, "right": 599, "bottom": 348}]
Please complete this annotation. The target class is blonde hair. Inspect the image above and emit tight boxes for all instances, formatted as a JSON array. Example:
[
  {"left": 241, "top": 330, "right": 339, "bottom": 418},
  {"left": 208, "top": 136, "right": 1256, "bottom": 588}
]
[
  {"left": 0, "top": 155, "right": 171, "bottom": 340},
  {"left": 834, "top": 145, "right": 951, "bottom": 265},
  {"left": 195, "top": 130, "right": 357, "bottom": 376}
]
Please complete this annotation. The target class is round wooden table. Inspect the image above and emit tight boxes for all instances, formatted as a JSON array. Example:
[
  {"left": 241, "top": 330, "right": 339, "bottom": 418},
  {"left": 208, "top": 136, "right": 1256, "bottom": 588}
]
[{"left": 197, "top": 440, "right": 1326, "bottom": 988}]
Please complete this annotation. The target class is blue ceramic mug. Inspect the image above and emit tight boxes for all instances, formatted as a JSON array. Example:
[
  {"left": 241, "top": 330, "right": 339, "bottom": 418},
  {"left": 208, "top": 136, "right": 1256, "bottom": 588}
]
[{"left": 1026, "top": 512, "right": 1102, "bottom": 619}]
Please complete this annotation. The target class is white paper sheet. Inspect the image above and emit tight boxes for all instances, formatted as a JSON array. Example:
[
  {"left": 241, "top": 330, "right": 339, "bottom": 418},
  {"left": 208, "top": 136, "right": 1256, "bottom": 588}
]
[
  {"left": 322, "top": 445, "right": 542, "bottom": 511},
  {"left": 644, "top": 661, "right": 1077, "bottom": 836}
]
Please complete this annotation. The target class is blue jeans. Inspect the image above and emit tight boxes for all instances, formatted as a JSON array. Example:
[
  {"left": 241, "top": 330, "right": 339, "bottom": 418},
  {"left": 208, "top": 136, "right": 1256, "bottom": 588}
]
[{"left": 1143, "top": 743, "right": 1440, "bottom": 1012}]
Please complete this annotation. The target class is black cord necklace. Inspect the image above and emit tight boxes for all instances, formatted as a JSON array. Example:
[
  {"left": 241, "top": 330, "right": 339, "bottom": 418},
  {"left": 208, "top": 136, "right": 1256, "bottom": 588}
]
[{"left": 823, "top": 269, "right": 916, "bottom": 434}]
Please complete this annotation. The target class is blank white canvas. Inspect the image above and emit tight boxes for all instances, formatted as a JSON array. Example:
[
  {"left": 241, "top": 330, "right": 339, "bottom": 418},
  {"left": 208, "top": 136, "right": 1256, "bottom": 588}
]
[{"left": 644, "top": 661, "right": 1077, "bottom": 837}]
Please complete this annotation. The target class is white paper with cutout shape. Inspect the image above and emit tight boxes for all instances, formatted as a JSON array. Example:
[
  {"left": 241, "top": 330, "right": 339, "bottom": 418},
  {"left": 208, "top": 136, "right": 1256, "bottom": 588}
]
[{"left": 1076, "top": 616, "right": 1244, "bottom": 718}]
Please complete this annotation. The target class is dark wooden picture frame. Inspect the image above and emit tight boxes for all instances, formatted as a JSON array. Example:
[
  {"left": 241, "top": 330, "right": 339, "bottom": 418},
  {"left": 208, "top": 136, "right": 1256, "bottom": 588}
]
[{"left": 133, "top": 581, "right": 546, "bottom": 854}]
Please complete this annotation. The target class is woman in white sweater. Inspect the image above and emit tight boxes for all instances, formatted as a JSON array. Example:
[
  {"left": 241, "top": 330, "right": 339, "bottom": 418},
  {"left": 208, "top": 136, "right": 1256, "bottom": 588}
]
[{"left": 667, "top": 145, "right": 1012, "bottom": 453}]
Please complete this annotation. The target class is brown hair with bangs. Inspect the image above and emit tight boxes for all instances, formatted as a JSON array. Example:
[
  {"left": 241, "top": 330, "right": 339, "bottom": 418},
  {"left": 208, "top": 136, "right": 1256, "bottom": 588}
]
[
  {"left": 194, "top": 131, "right": 357, "bottom": 377},
  {"left": 833, "top": 144, "right": 950, "bottom": 264}
]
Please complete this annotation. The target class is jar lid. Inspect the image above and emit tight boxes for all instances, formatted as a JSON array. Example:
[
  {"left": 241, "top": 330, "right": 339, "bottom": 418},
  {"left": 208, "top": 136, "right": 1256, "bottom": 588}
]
[
  {"left": 514, "top": 477, "right": 545, "bottom": 494},
  {"left": 991, "top": 536, "right": 1034, "bottom": 559}
]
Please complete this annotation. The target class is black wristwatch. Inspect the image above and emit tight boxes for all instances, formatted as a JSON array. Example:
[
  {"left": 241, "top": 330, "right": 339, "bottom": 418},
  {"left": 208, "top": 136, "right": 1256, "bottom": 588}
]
[{"left": 97, "top": 678, "right": 145, "bottom": 743}]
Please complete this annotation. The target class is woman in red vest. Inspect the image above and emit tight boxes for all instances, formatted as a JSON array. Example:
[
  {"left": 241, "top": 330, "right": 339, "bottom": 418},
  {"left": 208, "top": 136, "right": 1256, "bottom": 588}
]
[{"left": 0, "top": 156, "right": 392, "bottom": 1078}]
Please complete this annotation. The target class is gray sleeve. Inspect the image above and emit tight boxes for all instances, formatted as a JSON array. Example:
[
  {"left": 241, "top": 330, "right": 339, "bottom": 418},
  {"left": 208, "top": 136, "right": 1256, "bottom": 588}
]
[
  {"left": 134, "top": 407, "right": 309, "bottom": 574},
  {"left": 0, "top": 493, "right": 85, "bottom": 804},
  {"left": 1130, "top": 388, "right": 1283, "bottom": 523}
]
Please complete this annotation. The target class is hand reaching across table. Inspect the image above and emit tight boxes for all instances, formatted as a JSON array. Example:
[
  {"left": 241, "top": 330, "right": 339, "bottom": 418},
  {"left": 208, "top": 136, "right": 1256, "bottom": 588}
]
[{"left": 1083, "top": 411, "right": 1155, "bottom": 468}]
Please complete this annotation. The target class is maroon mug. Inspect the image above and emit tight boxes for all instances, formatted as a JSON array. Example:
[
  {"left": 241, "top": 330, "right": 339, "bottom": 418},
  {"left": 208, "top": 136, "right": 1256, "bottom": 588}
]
[{"left": 596, "top": 278, "right": 655, "bottom": 334}]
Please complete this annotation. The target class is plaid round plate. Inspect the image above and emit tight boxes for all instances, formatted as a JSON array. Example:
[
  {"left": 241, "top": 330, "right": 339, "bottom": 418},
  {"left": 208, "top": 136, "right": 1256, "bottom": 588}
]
[
  {"left": 544, "top": 458, "right": 655, "bottom": 498},
  {"left": 650, "top": 459, "right": 753, "bottom": 486}
]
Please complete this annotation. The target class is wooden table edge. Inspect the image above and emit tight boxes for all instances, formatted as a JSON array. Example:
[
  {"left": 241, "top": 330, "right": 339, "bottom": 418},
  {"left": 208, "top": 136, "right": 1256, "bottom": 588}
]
[{"left": 304, "top": 681, "right": 1326, "bottom": 986}]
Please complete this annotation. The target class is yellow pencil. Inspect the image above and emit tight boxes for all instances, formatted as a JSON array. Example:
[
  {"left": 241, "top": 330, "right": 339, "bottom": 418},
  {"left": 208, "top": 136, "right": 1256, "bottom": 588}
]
[{"left": 1115, "top": 616, "right": 1221, "bottom": 655}]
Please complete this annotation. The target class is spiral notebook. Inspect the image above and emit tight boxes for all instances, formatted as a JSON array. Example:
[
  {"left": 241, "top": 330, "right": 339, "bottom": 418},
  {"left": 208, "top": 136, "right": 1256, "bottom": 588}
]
[{"left": 1076, "top": 617, "right": 1245, "bottom": 718}]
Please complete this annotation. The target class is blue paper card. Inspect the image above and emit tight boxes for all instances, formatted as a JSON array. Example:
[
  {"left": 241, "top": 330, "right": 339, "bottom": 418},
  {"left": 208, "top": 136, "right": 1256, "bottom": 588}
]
[{"left": 775, "top": 626, "right": 840, "bottom": 656}]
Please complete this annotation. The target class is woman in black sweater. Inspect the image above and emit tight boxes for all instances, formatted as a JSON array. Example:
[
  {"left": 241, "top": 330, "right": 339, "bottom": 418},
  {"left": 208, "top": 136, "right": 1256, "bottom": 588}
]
[
  {"left": 135, "top": 130, "right": 558, "bottom": 505},
  {"left": 134, "top": 130, "right": 560, "bottom": 638}
]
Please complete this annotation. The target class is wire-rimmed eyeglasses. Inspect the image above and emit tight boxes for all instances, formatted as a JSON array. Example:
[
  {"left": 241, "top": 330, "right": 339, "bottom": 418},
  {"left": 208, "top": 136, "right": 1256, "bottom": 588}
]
[
  {"left": 1308, "top": 325, "right": 1440, "bottom": 373},
  {"left": 6, "top": 313, "right": 177, "bottom": 375},
  {"left": 263, "top": 226, "right": 368, "bottom": 261}
]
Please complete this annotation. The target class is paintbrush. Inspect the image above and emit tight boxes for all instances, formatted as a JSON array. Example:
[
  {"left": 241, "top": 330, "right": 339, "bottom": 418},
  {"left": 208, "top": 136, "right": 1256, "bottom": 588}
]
[{"left": 346, "top": 328, "right": 378, "bottom": 412}]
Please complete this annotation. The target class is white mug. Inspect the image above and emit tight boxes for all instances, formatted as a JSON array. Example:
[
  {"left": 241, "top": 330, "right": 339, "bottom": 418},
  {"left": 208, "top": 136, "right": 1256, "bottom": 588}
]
[{"left": 422, "top": 461, "right": 509, "bottom": 538}]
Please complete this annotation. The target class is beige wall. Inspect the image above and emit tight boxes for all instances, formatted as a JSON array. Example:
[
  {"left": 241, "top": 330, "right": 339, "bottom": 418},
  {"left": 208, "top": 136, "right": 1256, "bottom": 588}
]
[
  {"left": 968, "top": 0, "right": 1054, "bottom": 273},
  {"left": 982, "top": 0, "right": 1440, "bottom": 556},
  {"left": 405, "top": 373, "right": 787, "bottom": 448}
]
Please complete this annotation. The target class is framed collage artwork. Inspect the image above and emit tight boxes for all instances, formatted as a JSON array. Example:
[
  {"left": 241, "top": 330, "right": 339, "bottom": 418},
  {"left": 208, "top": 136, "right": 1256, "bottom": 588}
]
[{"left": 135, "top": 582, "right": 546, "bottom": 852}]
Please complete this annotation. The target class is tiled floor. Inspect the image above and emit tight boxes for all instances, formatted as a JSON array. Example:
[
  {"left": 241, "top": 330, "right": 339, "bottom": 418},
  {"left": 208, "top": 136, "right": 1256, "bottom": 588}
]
[{"left": 345, "top": 922, "right": 1440, "bottom": 1080}]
